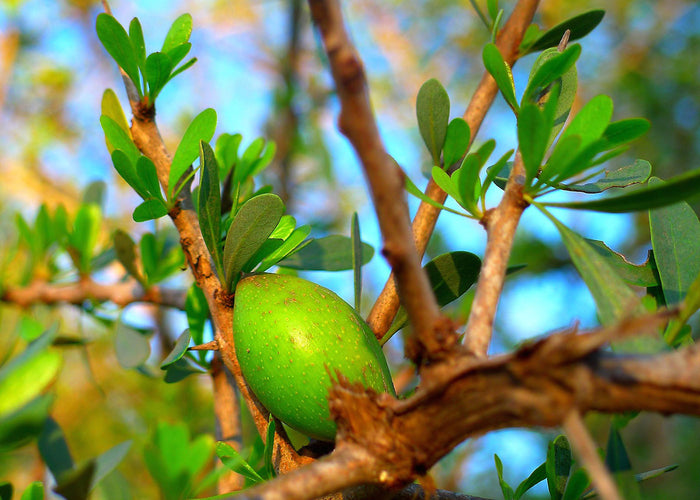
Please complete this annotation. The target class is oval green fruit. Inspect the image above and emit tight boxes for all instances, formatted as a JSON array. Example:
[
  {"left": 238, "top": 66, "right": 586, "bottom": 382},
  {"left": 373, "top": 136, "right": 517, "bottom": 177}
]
[{"left": 233, "top": 273, "right": 395, "bottom": 441}]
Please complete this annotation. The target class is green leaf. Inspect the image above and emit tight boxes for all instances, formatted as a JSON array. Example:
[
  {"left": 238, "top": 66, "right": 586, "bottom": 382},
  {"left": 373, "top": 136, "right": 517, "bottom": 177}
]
[
  {"left": 263, "top": 417, "right": 276, "bottom": 480},
  {"left": 160, "top": 330, "right": 192, "bottom": 370},
  {"left": 82, "top": 181, "right": 107, "bottom": 209},
  {"left": 432, "top": 166, "right": 466, "bottom": 208},
  {"left": 635, "top": 464, "right": 678, "bottom": 483},
  {"left": 404, "top": 175, "right": 471, "bottom": 218},
  {"left": 541, "top": 207, "right": 644, "bottom": 325},
  {"left": 186, "top": 284, "right": 209, "bottom": 363},
  {"left": 482, "top": 43, "right": 518, "bottom": 112},
  {"left": 100, "top": 89, "right": 130, "bottom": 143},
  {"left": 137, "top": 156, "right": 164, "bottom": 201},
  {"left": 443, "top": 118, "right": 471, "bottom": 169},
  {"left": 522, "top": 45, "right": 580, "bottom": 105},
  {"left": 168, "top": 56, "right": 196, "bottom": 82},
  {"left": 145, "top": 52, "right": 172, "bottom": 101},
  {"left": 163, "top": 357, "right": 206, "bottom": 384},
  {"left": 38, "top": 417, "right": 74, "bottom": 480},
  {"left": 128, "top": 18, "right": 146, "bottom": 71},
  {"left": 0, "top": 484, "right": 11, "bottom": 500},
  {"left": 115, "top": 324, "right": 151, "bottom": 369},
  {"left": 169, "top": 109, "right": 218, "bottom": 197},
  {"left": 546, "top": 435, "right": 572, "bottom": 500},
  {"left": 132, "top": 199, "right": 169, "bottom": 222},
  {"left": 525, "top": 10, "right": 605, "bottom": 53},
  {"left": 216, "top": 133, "right": 242, "bottom": 177},
  {"left": 494, "top": 454, "right": 514, "bottom": 500},
  {"left": 0, "top": 395, "right": 54, "bottom": 452},
  {"left": 585, "top": 241, "right": 657, "bottom": 287},
  {"left": 95, "top": 14, "right": 142, "bottom": 96},
  {"left": 69, "top": 204, "right": 101, "bottom": 273},
  {"left": 165, "top": 43, "right": 191, "bottom": 70},
  {"left": 351, "top": 213, "right": 362, "bottom": 311},
  {"left": 139, "top": 233, "right": 158, "bottom": 286},
  {"left": 234, "top": 138, "right": 265, "bottom": 184},
  {"left": 514, "top": 463, "right": 546, "bottom": 500},
  {"left": 255, "top": 225, "right": 312, "bottom": 272},
  {"left": 559, "top": 94, "right": 613, "bottom": 152},
  {"left": 482, "top": 150, "right": 515, "bottom": 196},
  {"left": 198, "top": 141, "right": 224, "bottom": 279},
  {"left": 606, "top": 425, "right": 641, "bottom": 500},
  {"left": 223, "top": 194, "right": 284, "bottom": 289},
  {"left": 276, "top": 235, "right": 374, "bottom": 271},
  {"left": 649, "top": 177, "right": 700, "bottom": 306},
  {"left": 101, "top": 116, "right": 141, "bottom": 166},
  {"left": 602, "top": 119, "right": 650, "bottom": 149},
  {"left": 518, "top": 102, "right": 550, "bottom": 184},
  {"left": 542, "top": 168, "right": 700, "bottom": 213},
  {"left": 216, "top": 442, "right": 263, "bottom": 484},
  {"left": 20, "top": 482, "right": 44, "bottom": 500},
  {"left": 383, "top": 251, "right": 481, "bottom": 343},
  {"left": 111, "top": 150, "right": 148, "bottom": 199},
  {"left": 561, "top": 469, "right": 590, "bottom": 500},
  {"left": 665, "top": 268, "right": 700, "bottom": 346},
  {"left": 455, "top": 139, "right": 496, "bottom": 214},
  {"left": 416, "top": 78, "right": 450, "bottom": 164},
  {"left": 54, "top": 461, "right": 95, "bottom": 500},
  {"left": 90, "top": 441, "right": 132, "bottom": 492},
  {"left": 558, "top": 160, "right": 652, "bottom": 194},
  {"left": 162, "top": 14, "right": 193, "bottom": 53}
]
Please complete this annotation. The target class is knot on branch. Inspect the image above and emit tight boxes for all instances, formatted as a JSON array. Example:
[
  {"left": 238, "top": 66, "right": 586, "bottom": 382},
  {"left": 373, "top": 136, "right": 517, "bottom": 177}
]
[{"left": 406, "top": 315, "right": 463, "bottom": 366}]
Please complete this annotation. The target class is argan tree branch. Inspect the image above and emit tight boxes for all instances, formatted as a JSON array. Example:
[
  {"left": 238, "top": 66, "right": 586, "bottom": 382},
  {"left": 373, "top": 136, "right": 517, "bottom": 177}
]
[
  {"left": 367, "top": 0, "right": 540, "bottom": 339},
  {"left": 308, "top": 0, "right": 454, "bottom": 364},
  {"left": 464, "top": 151, "right": 528, "bottom": 356},
  {"left": 236, "top": 311, "right": 700, "bottom": 500},
  {"left": 1, "top": 278, "right": 186, "bottom": 309}
]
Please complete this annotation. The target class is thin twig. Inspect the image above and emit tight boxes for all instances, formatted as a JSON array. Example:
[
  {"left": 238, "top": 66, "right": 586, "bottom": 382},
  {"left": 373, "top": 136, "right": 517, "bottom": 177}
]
[
  {"left": 308, "top": 0, "right": 455, "bottom": 364},
  {"left": 1, "top": 278, "right": 186, "bottom": 310},
  {"left": 366, "top": 0, "right": 541, "bottom": 340},
  {"left": 562, "top": 411, "right": 622, "bottom": 500}
]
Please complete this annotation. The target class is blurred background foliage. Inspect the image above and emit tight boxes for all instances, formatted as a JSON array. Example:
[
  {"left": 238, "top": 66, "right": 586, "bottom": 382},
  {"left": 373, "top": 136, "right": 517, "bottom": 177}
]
[{"left": 0, "top": 0, "right": 699, "bottom": 498}]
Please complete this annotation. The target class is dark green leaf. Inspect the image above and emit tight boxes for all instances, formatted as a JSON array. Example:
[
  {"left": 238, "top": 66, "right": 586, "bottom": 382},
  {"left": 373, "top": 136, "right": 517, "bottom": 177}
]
[
  {"left": 543, "top": 168, "right": 700, "bottom": 213},
  {"left": 132, "top": 199, "right": 169, "bottom": 222},
  {"left": 169, "top": 108, "right": 218, "bottom": 197},
  {"left": 416, "top": 78, "right": 450, "bottom": 164},
  {"left": 0, "top": 483, "right": 11, "bottom": 500},
  {"left": 649, "top": 177, "right": 700, "bottom": 306},
  {"left": 54, "top": 461, "right": 95, "bottom": 500},
  {"left": 69, "top": 204, "right": 101, "bottom": 273},
  {"left": 514, "top": 463, "right": 546, "bottom": 500},
  {"left": 186, "top": 284, "right": 209, "bottom": 364},
  {"left": 0, "top": 395, "right": 54, "bottom": 452},
  {"left": 558, "top": 160, "right": 652, "bottom": 193},
  {"left": 82, "top": 181, "right": 107, "bottom": 208},
  {"left": 276, "top": 235, "right": 374, "bottom": 271},
  {"left": 482, "top": 150, "right": 515, "bottom": 195},
  {"left": 494, "top": 454, "right": 514, "bottom": 500},
  {"left": 198, "top": 141, "right": 224, "bottom": 279},
  {"left": 542, "top": 208, "right": 644, "bottom": 324},
  {"left": 20, "top": 482, "right": 44, "bottom": 500},
  {"left": 665, "top": 268, "right": 700, "bottom": 346},
  {"left": 526, "top": 10, "right": 605, "bottom": 53},
  {"left": 635, "top": 464, "right": 678, "bottom": 483},
  {"left": 561, "top": 469, "right": 590, "bottom": 500},
  {"left": 216, "top": 442, "right": 263, "bottom": 484},
  {"left": 223, "top": 194, "right": 284, "bottom": 289},
  {"left": 95, "top": 14, "right": 141, "bottom": 95},
  {"left": 162, "top": 13, "right": 192, "bottom": 53},
  {"left": 482, "top": 44, "right": 518, "bottom": 112},
  {"left": 101, "top": 116, "right": 141, "bottom": 166},
  {"left": 160, "top": 330, "right": 192, "bottom": 369},
  {"left": 443, "top": 118, "right": 471, "bottom": 169},
  {"left": 128, "top": 18, "right": 146, "bottom": 70},
  {"left": 38, "top": 417, "right": 74, "bottom": 480},
  {"left": 546, "top": 435, "right": 572, "bottom": 500},
  {"left": 145, "top": 52, "right": 172, "bottom": 100},
  {"left": 606, "top": 425, "right": 641, "bottom": 500},
  {"left": 163, "top": 357, "right": 206, "bottom": 383},
  {"left": 351, "top": 213, "right": 362, "bottom": 311},
  {"left": 111, "top": 150, "right": 148, "bottom": 199},
  {"left": 115, "top": 324, "right": 151, "bottom": 369}
]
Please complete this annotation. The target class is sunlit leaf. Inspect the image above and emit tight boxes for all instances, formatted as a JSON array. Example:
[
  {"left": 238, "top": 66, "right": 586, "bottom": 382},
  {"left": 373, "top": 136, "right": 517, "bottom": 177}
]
[
  {"left": 145, "top": 52, "right": 172, "bottom": 101},
  {"left": 162, "top": 13, "right": 192, "bottom": 53},
  {"left": 169, "top": 108, "right": 218, "bottom": 197},
  {"left": 101, "top": 116, "right": 140, "bottom": 166},
  {"left": 128, "top": 18, "right": 146, "bottom": 71},
  {"left": 483, "top": 43, "right": 518, "bottom": 112},
  {"left": 96, "top": 14, "right": 142, "bottom": 95},
  {"left": 514, "top": 463, "right": 546, "bottom": 500},
  {"left": 215, "top": 442, "right": 263, "bottom": 484},
  {"left": 494, "top": 454, "right": 514, "bottom": 500},
  {"left": 160, "top": 330, "right": 191, "bottom": 370},
  {"left": 132, "top": 199, "right": 169, "bottom": 222}
]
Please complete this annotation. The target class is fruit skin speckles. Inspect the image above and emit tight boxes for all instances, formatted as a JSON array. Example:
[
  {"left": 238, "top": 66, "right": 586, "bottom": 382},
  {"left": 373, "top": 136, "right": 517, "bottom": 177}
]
[{"left": 233, "top": 273, "right": 396, "bottom": 441}]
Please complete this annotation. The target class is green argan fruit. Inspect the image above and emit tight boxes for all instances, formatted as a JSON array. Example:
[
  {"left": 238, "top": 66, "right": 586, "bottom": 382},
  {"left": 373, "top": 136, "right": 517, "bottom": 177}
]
[{"left": 233, "top": 273, "right": 395, "bottom": 441}]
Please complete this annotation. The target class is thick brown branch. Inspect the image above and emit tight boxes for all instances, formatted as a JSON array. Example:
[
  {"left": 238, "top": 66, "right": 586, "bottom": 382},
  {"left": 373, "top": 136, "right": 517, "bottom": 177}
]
[
  {"left": 465, "top": 151, "right": 528, "bottom": 356},
  {"left": 367, "top": 0, "right": 540, "bottom": 339},
  {"left": 309, "top": 0, "right": 453, "bottom": 364},
  {"left": 1, "top": 278, "right": 186, "bottom": 309},
  {"left": 238, "top": 313, "right": 700, "bottom": 500}
]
